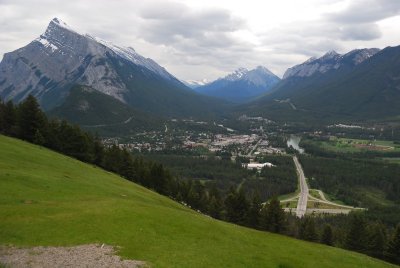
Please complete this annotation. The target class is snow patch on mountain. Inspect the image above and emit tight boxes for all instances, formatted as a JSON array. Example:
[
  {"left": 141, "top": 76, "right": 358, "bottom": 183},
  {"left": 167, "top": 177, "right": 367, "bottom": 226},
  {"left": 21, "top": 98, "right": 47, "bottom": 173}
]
[
  {"left": 88, "top": 36, "right": 174, "bottom": 81},
  {"left": 283, "top": 48, "right": 380, "bottom": 79},
  {"left": 35, "top": 37, "right": 59, "bottom": 52},
  {"left": 225, "top": 68, "right": 248, "bottom": 81},
  {"left": 183, "top": 79, "right": 210, "bottom": 88}
]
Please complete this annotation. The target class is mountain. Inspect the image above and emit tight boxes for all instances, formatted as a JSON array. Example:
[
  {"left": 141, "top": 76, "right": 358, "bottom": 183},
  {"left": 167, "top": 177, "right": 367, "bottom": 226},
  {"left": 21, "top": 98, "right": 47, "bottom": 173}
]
[
  {"left": 0, "top": 18, "right": 226, "bottom": 118},
  {"left": 0, "top": 134, "right": 392, "bottom": 267},
  {"left": 194, "top": 66, "right": 281, "bottom": 103},
  {"left": 182, "top": 79, "right": 210, "bottom": 89},
  {"left": 243, "top": 47, "right": 400, "bottom": 124},
  {"left": 49, "top": 85, "right": 163, "bottom": 136},
  {"left": 283, "top": 48, "right": 380, "bottom": 79}
]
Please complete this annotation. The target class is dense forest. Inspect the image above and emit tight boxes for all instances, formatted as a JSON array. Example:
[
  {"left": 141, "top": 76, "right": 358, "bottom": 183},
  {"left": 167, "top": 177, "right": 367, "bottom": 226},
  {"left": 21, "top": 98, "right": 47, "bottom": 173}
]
[
  {"left": 1, "top": 96, "right": 400, "bottom": 265},
  {"left": 144, "top": 154, "right": 297, "bottom": 201},
  {"left": 299, "top": 155, "right": 400, "bottom": 206}
]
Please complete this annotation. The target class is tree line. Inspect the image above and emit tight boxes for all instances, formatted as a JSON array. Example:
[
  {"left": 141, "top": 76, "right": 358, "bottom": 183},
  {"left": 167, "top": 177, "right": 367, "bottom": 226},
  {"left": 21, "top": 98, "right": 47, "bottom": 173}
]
[{"left": 1, "top": 96, "right": 399, "bottom": 265}]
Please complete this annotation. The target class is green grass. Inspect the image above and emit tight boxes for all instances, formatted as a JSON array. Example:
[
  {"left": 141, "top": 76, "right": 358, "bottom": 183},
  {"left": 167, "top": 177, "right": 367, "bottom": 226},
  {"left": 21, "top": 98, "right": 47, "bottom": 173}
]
[
  {"left": 354, "top": 187, "right": 395, "bottom": 207},
  {"left": 315, "top": 137, "right": 400, "bottom": 153},
  {"left": 309, "top": 189, "right": 322, "bottom": 199},
  {"left": 281, "top": 200, "right": 298, "bottom": 208},
  {"left": 323, "top": 192, "right": 347, "bottom": 206},
  {"left": 0, "top": 135, "right": 396, "bottom": 268}
]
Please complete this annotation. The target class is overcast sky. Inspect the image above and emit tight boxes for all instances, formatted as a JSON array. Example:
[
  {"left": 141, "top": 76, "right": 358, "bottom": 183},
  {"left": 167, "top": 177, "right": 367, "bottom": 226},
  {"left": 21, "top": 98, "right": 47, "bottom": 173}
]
[{"left": 1, "top": 0, "right": 400, "bottom": 81}]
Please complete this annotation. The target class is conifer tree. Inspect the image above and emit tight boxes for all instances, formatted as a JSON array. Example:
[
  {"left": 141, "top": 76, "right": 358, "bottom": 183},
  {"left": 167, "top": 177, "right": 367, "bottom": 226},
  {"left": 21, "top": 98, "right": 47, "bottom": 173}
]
[
  {"left": 366, "top": 222, "right": 387, "bottom": 258},
  {"left": 386, "top": 224, "right": 400, "bottom": 264},
  {"left": 247, "top": 192, "right": 262, "bottom": 228},
  {"left": 224, "top": 188, "right": 249, "bottom": 225},
  {"left": 17, "top": 95, "right": 46, "bottom": 142},
  {"left": 345, "top": 213, "right": 367, "bottom": 252},
  {"left": 261, "top": 196, "right": 285, "bottom": 233},
  {"left": 2, "top": 100, "right": 17, "bottom": 135},
  {"left": 321, "top": 224, "right": 334, "bottom": 246},
  {"left": 299, "top": 216, "right": 318, "bottom": 242}
]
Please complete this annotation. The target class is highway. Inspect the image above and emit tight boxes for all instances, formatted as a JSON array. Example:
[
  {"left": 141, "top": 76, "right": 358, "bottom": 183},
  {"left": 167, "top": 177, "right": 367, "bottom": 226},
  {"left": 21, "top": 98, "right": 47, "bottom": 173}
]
[{"left": 293, "top": 156, "right": 308, "bottom": 218}]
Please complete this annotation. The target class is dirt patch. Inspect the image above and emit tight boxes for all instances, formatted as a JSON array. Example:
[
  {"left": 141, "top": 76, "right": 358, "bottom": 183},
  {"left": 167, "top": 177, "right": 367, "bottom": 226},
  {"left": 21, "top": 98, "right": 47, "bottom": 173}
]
[{"left": 0, "top": 244, "right": 146, "bottom": 268}]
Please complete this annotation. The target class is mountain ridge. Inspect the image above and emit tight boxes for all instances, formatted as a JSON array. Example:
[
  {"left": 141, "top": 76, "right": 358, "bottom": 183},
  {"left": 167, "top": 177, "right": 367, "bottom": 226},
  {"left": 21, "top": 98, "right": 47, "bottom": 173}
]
[
  {"left": 243, "top": 46, "right": 400, "bottom": 123},
  {"left": 0, "top": 18, "right": 227, "bottom": 119},
  {"left": 194, "top": 66, "right": 280, "bottom": 103}
]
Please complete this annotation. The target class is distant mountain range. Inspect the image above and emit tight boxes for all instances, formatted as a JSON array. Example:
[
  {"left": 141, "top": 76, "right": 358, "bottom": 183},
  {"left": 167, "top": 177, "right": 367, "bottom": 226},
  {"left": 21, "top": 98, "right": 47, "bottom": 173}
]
[
  {"left": 1, "top": 18, "right": 399, "bottom": 126},
  {"left": 0, "top": 18, "right": 226, "bottom": 121},
  {"left": 194, "top": 66, "right": 280, "bottom": 103},
  {"left": 283, "top": 49, "right": 380, "bottom": 79},
  {"left": 182, "top": 79, "right": 210, "bottom": 89},
  {"left": 243, "top": 46, "right": 400, "bottom": 123}
]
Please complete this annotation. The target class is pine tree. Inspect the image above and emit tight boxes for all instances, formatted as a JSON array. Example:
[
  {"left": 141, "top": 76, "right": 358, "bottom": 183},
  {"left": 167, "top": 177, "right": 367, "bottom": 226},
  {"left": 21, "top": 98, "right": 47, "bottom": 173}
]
[
  {"left": 386, "top": 224, "right": 400, "bottom": 264},
  {"left": 17, "top": 95, "right": 46, "bottom": 142},
  {"left": 93, "top": 134, "right": 105, "bottom": 166},
  {"left": 2, "top": 100, "right": 17, "bottom": 135},
  {"left": 345, "top": 213, "right": 367, "bottom": 252},
  {"left": 0, "top": 99, "right": 4, "bottom": 132},
  {"left": 247, "top": 192, "right": 262, "bottom": 228},
  {"left": 224, "top": 188, "right": 249, "bottom": 225},
  {"left": 299, "top": 216, "right": 318, "bottom": 242},
  {"left": 33, "top": 129, "right": 45, "bottom": 146},
  {"left": 207, "top": 186, "right": 223, "bottom": 219},
  {"left": 261, "top": 196, "right": 286, "bottom": 233},
  {"left": 321, "top": 224, "right": 334, "bottom": 246},
  {"left": 366, "top": 222, "right": 387, "bottom": 258}
]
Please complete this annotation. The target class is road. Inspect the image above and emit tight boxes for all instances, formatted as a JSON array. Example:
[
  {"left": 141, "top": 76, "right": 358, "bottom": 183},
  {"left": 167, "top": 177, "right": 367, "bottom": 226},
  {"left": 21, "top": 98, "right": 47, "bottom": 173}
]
[
  {"left": 247, "top": 138, "right": 262, "bottom": 157},
  {"left": 293, "top": 156, "right": 308, "bottom": 218}
]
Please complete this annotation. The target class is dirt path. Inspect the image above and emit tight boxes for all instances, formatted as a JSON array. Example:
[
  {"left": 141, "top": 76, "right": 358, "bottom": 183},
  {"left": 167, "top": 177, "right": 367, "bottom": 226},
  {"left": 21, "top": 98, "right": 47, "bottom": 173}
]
[{"left": 0, "top": 244, "right": 145, "bottom": 268}]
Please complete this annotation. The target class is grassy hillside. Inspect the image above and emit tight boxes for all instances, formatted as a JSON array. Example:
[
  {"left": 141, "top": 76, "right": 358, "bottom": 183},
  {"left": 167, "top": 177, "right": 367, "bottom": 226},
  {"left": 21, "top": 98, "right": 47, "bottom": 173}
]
[{"left": 0, "top": 135, "right": 395, "bottom": 268}]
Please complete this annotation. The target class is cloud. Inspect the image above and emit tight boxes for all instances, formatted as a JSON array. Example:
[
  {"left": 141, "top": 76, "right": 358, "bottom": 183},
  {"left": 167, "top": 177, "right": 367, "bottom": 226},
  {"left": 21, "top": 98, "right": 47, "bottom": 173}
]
[
  {"left": 138, "top": 3, "right": 246, "bottom": 46},
  {"left": 338, "top": 23, "right": 382, "bottom": 41},
  {"left": 0, "top": 0, "right": 399, "bottom": 80},
  {"left": 327, "top": 0, "right": 400, "bottom": 24}
]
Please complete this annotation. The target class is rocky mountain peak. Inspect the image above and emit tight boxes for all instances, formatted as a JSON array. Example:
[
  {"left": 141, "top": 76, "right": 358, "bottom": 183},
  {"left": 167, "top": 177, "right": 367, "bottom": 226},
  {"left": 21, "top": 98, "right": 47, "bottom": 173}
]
[
  {"left": 283, "top": 48, "right": 380, "bottom": 79},
  {"left": 44, "top": 18, "right": 79, "bottom": 38},
  {"left": 322, "top": 50, "right": 339, "bottom": 58}
]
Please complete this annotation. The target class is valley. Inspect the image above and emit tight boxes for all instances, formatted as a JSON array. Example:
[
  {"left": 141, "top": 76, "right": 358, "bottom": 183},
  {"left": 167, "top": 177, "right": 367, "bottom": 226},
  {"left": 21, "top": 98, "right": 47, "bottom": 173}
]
[{"left": 1, "top": 11, "right": 400, "bottom": 267}]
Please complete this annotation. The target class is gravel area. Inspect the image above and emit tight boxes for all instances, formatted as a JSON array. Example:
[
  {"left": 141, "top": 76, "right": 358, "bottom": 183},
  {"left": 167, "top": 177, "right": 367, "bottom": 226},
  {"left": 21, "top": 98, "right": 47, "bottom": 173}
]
[{"left": 0, "top": 244, "right": 146, "bottom": 268}]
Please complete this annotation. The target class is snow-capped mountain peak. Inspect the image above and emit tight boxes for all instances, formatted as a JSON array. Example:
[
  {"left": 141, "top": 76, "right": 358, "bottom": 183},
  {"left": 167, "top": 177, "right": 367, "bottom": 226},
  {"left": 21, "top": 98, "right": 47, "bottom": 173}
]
[
  {"left": 182, "top": 79, "right": 210, "bottom": 89},
  {"left": 0, "top": 18, "right": 182, "bottom": 109},
  {"left": 225, "top": 67, "right": 249, "bottom": 81},
  {"left": 194, "top": 66, "right": 280, "bottom": 102},
  {"left": 323, "top": 50, "right": 339, "bottom": 58},
  {"left": 254, "top": 65, "right": 276, "bottom": 77},
  {"left": 44, "top": 17, "right": 79, "bottom": 37},
  {"left": 87, "top": 36, "right": 174, "bottom": 80},
  {"left": 33, "top": 18, "right": 175, "bottom": 81},
  {"left": 283, "top": 48, "right": 380, "bottom": 79}
]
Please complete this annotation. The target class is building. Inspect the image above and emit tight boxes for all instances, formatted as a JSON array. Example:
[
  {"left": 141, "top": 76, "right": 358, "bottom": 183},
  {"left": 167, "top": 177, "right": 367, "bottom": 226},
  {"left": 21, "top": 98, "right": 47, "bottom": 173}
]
[{"left": 243, "top": 162, "right": 275, "bottom": 170}]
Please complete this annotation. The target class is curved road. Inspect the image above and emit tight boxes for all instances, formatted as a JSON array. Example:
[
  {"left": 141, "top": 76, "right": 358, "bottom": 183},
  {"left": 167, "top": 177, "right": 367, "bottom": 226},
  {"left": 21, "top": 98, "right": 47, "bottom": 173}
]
[{"left": 293, "top": 156, "right": 308, "bottom": 218}]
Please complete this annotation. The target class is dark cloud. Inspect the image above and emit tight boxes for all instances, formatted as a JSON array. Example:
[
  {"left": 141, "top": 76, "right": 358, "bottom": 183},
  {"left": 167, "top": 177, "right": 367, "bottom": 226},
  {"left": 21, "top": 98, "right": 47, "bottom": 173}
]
[
  {"left": 327, "top": 0, "right": 400, "bottom": 24},
  {"left": 138, "top": 3, "right": 245, "bottom": 45},
  {"left": 339, "top": 23, "right": 382, "bottom": 41}
]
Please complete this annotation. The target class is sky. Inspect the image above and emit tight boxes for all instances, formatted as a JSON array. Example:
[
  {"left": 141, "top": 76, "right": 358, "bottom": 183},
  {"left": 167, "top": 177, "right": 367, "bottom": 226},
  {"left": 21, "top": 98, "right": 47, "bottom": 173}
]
[{"left": 1, "top": 0, "right": 400, "bottom": 81}]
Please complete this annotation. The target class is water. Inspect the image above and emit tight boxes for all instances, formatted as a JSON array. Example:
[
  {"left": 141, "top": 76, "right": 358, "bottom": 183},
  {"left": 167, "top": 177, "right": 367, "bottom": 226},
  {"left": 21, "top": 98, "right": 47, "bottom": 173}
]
[{"left": 287, "top": 135, "right": 304, "bottom": 154}]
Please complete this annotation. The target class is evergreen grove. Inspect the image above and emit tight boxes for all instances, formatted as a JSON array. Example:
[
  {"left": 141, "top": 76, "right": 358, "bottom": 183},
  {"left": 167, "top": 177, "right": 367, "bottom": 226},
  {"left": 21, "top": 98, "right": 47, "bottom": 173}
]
[{"left": 0, "top": 95, "right": 400, "bottom": 265}]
